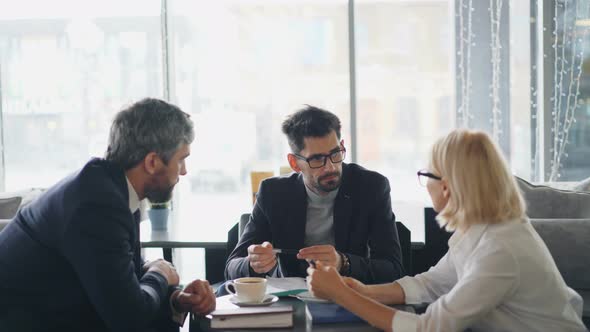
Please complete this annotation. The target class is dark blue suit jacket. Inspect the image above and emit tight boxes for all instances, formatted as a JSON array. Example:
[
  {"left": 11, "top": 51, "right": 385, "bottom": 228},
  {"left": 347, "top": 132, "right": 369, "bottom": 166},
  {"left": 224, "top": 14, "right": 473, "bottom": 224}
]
[
  {"left": 225, "top": 163, "right": 404, "bottom": 283},
  {"left": 0, "top": 158, "right": 171, "bottom": 332}
]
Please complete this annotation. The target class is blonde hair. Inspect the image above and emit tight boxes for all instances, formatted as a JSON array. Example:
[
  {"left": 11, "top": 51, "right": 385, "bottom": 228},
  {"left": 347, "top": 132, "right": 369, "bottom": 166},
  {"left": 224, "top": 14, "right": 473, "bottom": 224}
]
[{"left": 430, "top": 129, "right": 525, "bottom": 231}]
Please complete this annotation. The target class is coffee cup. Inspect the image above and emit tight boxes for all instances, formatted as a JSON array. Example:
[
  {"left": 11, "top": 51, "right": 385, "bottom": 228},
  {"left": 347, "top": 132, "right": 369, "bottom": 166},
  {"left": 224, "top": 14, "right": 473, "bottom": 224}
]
[{"left": 225, "top": 277, "right": 267, "bottom": 303}]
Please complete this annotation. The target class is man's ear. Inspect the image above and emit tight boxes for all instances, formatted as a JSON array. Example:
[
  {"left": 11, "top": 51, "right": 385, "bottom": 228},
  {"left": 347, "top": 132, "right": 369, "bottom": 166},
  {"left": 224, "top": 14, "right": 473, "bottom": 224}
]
[
  {"left": 143, "top": 152, "right": 162, "bottom": 175},
  {"left": 287, "top": 154, "right": 302, "bottom": 173}
]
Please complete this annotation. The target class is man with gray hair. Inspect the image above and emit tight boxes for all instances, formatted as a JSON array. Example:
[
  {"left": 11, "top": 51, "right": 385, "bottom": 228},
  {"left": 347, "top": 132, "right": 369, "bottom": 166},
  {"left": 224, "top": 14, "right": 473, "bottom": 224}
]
[{"left": 0, "top": 98, "right": 215, "bottom": 331}]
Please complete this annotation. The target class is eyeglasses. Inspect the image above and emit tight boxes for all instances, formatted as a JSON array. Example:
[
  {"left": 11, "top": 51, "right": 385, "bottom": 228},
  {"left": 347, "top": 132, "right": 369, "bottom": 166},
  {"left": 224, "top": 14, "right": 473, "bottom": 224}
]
[
  {"left": 417, "top": 170, "right": 442, "bottom": 186},
  {"left": 293, "top": 148, "right": 346, "bottom": 169}
]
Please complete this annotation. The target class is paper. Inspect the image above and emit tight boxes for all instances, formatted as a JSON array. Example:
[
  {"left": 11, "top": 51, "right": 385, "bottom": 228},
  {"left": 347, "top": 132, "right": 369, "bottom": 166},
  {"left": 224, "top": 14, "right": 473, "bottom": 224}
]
[{"left": 266, "top": 277, "right": 308, "bottom": 296}]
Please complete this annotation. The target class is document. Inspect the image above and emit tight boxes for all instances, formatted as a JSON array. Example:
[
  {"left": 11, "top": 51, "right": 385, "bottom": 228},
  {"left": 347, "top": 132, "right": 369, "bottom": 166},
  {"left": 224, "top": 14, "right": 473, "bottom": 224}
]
[{"left": 266, "top": 277, "right": 308, "bottom": 296}]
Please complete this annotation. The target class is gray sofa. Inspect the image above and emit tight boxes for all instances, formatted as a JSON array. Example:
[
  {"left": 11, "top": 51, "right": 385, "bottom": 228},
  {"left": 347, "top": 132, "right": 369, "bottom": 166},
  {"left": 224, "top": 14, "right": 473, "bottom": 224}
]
[
  {"left": 0, "top": 196, "right": 21, "bottom": 232},
  {"left": 516, "top": 177, "right": 590, "bottom": 326},
  {"left": 0, "top": 188, "right": 45, "bottom": 232}
]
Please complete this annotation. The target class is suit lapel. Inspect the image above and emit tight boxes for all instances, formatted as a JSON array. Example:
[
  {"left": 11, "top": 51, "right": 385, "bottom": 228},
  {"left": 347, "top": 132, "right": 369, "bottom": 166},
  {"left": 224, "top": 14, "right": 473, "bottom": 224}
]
[
  {"left": 102, "top": 159, "right": 143, "bottom": 277},
  {"left": 132, "top": 210, "right": 143, "bottom": 277},
  {"left": 334, "top": 164, "right": 353, "bottom": 250},
  {"left": 277, "top": 175, "right": 308, "bottom": 276},
  {"left": 289, "top": 174, "right": 308, "bottom": 250}
]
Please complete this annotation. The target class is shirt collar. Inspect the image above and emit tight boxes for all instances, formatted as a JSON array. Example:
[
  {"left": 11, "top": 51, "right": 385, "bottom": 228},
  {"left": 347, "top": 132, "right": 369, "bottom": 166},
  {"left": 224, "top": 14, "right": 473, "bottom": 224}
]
[{"left": 126, "top": 176, "right": 141, "bottom": 213}]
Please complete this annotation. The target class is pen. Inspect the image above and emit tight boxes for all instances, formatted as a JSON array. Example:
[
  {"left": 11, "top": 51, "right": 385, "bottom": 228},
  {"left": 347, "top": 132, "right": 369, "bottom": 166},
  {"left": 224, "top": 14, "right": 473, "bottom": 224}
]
[{"left": 272, "top": 248, "right": 299, "bottom": 254}]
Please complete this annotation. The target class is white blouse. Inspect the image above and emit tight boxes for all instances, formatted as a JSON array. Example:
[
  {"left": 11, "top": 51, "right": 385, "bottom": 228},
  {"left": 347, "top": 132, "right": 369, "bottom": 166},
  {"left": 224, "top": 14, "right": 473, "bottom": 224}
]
[{"left": 393, "top": 218, "right": 586, "bottom": 332}]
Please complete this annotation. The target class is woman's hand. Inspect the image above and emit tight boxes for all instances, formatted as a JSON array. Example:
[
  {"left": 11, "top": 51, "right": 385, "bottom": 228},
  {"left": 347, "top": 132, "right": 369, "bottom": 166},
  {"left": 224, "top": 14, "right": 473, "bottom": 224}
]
[
  {"left": 298, "top": 245, "right": 341, "bottom": 270},
  {"left": 306, "top": 261, "right": 348, "bottom": 301},
  {"left": 342, "top": 277, "right": 369, "bottom": 296}
]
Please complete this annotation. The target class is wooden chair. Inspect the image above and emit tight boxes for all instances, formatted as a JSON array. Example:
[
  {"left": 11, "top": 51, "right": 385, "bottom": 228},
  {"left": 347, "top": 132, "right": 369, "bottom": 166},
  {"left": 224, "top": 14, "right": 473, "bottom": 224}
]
[{"left": 250, "top": 171, "right": 274, "bottom": 205}]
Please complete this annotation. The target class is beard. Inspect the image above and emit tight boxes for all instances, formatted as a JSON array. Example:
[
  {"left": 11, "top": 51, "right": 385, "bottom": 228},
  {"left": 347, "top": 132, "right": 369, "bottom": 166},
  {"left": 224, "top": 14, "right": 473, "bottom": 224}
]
[
  {"left": 145, "top": 181, "right": 175, "bottom": 204},
  {"left": 316, "top": 171, "right": 342, "bottom": 193}
]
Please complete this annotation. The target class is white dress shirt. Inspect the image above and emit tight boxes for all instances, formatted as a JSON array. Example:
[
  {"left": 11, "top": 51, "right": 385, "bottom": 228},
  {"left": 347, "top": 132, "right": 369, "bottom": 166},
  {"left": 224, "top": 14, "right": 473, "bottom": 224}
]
[
  {"left": 393, "top": 218, "right": 586, "bottom": 332},
  {"left": 126, "top": 177, "right": 141, "bottom": 213}
]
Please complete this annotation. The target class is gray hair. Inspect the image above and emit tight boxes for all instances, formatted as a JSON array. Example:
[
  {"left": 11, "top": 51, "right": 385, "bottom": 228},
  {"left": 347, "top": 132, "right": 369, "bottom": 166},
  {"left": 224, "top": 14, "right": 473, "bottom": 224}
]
[{"left": 105, "top": 98, "right": 194, "bottom": 170}]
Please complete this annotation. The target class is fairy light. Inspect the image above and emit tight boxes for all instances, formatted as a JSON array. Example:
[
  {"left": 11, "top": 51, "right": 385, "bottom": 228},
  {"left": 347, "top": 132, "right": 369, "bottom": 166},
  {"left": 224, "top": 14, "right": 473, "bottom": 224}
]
[
  {"left": 458, "top": 0, "right": 474, "bottom": 128},
  {"left": 549, "top": 0, "right": 589, "bottom": 181},
  {"left": 489, "top": 0, "right": 503, "bottom": 141}
]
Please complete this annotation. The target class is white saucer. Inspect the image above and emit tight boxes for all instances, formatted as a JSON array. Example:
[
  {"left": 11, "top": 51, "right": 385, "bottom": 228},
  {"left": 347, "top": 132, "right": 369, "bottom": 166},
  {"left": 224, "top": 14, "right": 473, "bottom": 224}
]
[
  {"left": 229, "top": 294, "right": 279, "bottom": 307},
  {"left": 293, "top": 291, "right": 331, "bottom": 303}
]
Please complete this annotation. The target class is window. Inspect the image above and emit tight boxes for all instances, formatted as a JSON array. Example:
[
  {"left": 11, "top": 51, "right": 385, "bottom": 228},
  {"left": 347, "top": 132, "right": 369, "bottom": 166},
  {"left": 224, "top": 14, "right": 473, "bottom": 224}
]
[
  {"left": 169, "top": 0, "right": 349, "bottom": 245},
  {"left": 1, "top": 0, "right": 587, "bottom": 248},
  {"left": 0, "top": 0, "right": 162, "bottom": 190},
  {"left": 355, "top": 0, "right": 453, "bottom": 241},
  {"left": 394, "top": 97, "right": 419, "bottom": 136},
  {"left": 546, "top": 0, "right": 590, "bottom": 180}
]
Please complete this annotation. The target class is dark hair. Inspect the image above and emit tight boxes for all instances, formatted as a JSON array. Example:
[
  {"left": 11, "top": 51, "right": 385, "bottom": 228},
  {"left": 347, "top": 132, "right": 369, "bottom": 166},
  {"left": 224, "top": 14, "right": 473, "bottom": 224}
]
[
  {"left": 105, "top": 98, "right": 194, "bottom": 170},
  {"left": 281, "top": 105, "right": 341, "bottom": 153}
]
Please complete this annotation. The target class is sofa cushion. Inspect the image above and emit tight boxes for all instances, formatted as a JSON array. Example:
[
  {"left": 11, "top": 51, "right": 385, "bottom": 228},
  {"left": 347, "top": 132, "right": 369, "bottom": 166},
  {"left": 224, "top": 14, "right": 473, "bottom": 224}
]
[
  {"left": 579, "top": 290, "right": 590, "bottom": 320},
  {"left": 0, "top": 196, "right": 22, "bottom": 219},
  {"left": 516, "top": 177, "right": 590, "bottom": 219},
  {"left": 0, "top": 188, "right": 44, "bottom": 207},
  {"left": 574, "top": 176, "right": 590, "bottom": 192},
  {"left": 531, "top": 219, "right": 590, "bottom": 290}
]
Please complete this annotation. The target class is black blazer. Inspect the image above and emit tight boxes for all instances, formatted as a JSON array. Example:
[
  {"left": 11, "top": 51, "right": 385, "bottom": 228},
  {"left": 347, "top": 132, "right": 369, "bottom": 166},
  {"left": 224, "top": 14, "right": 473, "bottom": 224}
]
[
  {"left": 0, "top": 158, "right": 172, "bottom": 332},
  {"left": 225, "top": 163, "right": 404, "bottom": 284}
]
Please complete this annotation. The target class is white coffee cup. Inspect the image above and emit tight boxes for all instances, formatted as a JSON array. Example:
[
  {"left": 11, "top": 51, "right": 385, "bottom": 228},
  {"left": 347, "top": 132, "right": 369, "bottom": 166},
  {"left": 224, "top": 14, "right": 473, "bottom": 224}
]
[{"left": 225, "top": 277, "right": 267, "bottom": 303}]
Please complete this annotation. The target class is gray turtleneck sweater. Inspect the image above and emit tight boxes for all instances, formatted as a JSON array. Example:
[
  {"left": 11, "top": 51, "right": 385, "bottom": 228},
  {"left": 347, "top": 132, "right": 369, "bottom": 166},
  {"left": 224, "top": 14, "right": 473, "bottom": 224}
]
[{"left": 303, "top": 185, "right": 338, "bottom": 247}]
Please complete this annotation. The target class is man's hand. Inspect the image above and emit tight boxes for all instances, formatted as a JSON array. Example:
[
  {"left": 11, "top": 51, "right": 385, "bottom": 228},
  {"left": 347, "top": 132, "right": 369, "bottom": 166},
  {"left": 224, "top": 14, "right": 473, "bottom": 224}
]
[
  {"left": 142, "top": 259, "right": 164, "bottom": 272},
  {"left": 247, "top": 241, "right": 277, "bottom": 274},
  {"left": 297, "top": 245, "right": 341, "bottom": 270},
  {"left": 145, "top": 259, "right": 179, "bottom": 286},
  {"left": 172, "top": 279, "right": 216, "bottom": 316}
]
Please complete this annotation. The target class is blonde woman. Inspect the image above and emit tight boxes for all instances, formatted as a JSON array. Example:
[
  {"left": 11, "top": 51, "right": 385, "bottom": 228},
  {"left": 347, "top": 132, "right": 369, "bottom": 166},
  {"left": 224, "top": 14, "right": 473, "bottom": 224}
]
[{"left": 307, "top": 130, "right": 586, "bottom": 332}]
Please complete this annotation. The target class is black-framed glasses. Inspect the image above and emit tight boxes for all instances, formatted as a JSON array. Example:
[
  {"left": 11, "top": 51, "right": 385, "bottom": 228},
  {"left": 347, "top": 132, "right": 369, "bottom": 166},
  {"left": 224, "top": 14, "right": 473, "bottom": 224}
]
[
  {"left": 294, "top": 148, "right": 346, "bottom": 169},
  {"left": 417, "top": 170, "right": 442, "bottom": 186}
]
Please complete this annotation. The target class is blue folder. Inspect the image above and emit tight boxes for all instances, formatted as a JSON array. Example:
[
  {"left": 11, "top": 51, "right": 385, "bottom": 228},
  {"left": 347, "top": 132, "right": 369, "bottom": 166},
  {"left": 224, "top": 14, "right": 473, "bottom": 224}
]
[{"left": 306, "top": 302, "right": 365, "bottom": 324}]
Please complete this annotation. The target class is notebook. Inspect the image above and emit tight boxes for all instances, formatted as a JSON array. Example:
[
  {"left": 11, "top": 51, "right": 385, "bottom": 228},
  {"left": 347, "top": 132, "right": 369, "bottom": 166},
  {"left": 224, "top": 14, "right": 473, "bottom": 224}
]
[
  {"left": 209, "top": 306, "right": 294, "bottom": 329},
  {"left": 306, "top": 302, "right": 365, "bottom": 324}
]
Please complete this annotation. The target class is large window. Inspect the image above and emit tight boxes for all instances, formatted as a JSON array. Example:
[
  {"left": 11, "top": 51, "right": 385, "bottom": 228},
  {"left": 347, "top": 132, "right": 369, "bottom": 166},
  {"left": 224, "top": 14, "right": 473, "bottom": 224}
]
[
  {"left": 1, "top": 0, "right": 588, "bottom": 251},
  {"left": 0, "top": 0, "right": 162, "bottom": 190},
  {"left": 355, "top": 0, "right": 453, "bottom": 241},
  {"left": 169, "top": 0, "right": 350, "bottom": 243}
]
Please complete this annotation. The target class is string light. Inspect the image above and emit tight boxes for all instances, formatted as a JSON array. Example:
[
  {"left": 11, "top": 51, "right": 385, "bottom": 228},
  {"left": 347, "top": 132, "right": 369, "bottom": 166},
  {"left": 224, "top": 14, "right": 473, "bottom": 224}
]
[
  {"left": 457, "top": 0, "right": 474, "bottom": 128},
  {"left": 489, "top": 0, "right": 503, "bottom": 141},
  {"left": 549, "top": 0, "right": 589, "bottom": 181}
]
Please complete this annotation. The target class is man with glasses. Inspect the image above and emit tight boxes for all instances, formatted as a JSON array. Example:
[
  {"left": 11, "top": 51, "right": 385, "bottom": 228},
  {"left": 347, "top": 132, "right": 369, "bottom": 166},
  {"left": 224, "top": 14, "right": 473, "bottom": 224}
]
[{"left": 225, "top": 105, "right": 404, "bottom": 284}]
